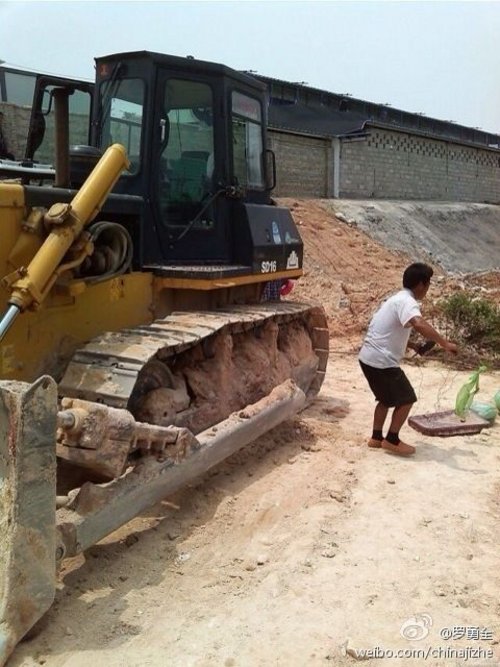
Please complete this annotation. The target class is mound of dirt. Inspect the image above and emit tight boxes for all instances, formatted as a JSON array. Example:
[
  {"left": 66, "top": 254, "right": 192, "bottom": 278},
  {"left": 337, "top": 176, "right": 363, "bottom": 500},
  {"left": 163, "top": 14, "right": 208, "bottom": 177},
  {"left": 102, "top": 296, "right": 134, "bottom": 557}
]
[
  {"left": 279, "top": 198, "right": 500, "bottom": 353},
  {"left": 322, "top": 199, "right": 500, "bottom": 275}
]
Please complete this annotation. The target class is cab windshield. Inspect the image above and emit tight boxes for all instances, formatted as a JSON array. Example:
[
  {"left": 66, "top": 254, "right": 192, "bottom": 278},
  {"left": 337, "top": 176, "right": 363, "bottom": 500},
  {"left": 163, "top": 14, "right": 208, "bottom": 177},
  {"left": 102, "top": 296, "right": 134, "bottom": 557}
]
[{"left": 99, "top": 77, "right": 144, "bottom": 174}]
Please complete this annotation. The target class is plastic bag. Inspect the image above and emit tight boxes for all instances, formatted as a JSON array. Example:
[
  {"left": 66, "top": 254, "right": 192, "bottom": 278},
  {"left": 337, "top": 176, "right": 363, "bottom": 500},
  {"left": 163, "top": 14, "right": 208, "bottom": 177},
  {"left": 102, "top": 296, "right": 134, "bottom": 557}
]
[
  {"left": 280, "top": 279, "right": 294, "bottom": 297},
  {"left": 455, "top": 365, "right": 487, "bottom": 419},
  {"left": 470, "top": 401, "right": 497, "bottom": 423},
  {"left": 494, "top": 390, "right": 500, "bottom": 412}
]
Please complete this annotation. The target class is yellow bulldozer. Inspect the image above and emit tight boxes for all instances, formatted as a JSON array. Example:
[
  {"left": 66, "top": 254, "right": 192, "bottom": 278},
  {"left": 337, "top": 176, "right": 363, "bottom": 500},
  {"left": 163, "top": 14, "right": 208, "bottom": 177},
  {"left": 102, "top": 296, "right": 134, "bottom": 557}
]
[{"left": 0, "top": 51, "right": 328, "bottom": 663}]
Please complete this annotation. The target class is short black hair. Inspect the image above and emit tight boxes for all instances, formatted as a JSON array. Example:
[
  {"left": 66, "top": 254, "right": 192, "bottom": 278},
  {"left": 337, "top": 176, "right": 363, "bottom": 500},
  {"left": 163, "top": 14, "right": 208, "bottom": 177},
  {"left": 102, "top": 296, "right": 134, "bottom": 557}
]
[{"left": 403, "top": 263, "right": 434, "bottom": 289}]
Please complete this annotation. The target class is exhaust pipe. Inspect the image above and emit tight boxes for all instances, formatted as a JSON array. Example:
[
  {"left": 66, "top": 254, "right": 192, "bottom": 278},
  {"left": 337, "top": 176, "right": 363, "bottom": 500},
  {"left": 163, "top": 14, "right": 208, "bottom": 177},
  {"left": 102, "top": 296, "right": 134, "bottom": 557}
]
[{"left": 53, "top": 87, "right": 71, "bottom": 188}]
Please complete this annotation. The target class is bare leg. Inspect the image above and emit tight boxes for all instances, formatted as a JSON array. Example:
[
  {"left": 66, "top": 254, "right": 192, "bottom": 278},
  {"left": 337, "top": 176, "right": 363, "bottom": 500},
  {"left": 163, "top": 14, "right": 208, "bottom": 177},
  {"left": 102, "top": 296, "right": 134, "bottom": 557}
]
[
  {"left": 383, "top": 402, "right": 416, "bottom": 455},
  {"left": 388, "top": 403, "right": 413, "bottom": 434},
  {"left": 373, "top": 402, "right": 389, "bottom": 432}
]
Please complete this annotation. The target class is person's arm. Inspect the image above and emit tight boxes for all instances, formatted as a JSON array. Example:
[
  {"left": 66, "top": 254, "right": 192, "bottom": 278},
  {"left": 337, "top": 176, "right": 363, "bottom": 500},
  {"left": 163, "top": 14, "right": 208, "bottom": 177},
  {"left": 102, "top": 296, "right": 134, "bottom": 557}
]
[{"left": 408, "top": 315, "right": 458, "bottom": 353}]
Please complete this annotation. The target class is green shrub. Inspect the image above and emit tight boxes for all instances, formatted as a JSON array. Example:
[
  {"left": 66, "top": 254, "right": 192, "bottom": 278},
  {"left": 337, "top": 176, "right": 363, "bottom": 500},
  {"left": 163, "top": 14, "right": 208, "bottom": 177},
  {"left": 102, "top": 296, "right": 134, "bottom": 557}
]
[{"left": 439, "top": 292, "right": 500, "bottom": 356}]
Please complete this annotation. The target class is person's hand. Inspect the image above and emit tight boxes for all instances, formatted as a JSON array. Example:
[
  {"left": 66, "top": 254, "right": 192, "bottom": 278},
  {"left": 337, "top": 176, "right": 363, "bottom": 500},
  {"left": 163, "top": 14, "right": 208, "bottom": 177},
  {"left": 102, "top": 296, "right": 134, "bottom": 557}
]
[
  {"left": 443, "top": 341, "right": 458, "bottom": 354},
  {"left": 417, "top": 340, "right": 436, "bottom": 356}
]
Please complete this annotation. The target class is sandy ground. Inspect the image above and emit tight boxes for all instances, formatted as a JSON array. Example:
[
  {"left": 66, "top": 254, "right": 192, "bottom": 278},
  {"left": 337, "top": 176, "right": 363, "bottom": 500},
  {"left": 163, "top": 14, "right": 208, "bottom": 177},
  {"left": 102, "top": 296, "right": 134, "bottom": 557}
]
[
  {"left": 10, "top": 199, "right": 500, "bottom": 667},
  {"left": 13, "top": 357, "right": 500, "bottom": 667}
]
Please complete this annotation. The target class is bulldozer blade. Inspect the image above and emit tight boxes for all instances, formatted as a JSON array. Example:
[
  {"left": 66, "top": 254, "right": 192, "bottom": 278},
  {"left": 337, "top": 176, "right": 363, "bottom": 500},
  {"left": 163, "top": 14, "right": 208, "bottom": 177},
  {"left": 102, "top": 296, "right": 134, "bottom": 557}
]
[
  {"left": 0, "top": 377, "right": 58, "bottom": 667},
  {"left": 57, "top": 380, "right": 306, "bottom": 558}
]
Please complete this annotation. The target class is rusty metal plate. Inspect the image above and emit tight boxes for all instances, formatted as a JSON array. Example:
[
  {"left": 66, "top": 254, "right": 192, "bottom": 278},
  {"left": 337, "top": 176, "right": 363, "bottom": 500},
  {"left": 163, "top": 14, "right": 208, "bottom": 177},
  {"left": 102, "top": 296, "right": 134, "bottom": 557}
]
[
  {"left": 0, "top": 377, "right": 58, "bottom": 665},
  {"left": 409, "top": 409, "right": 490, "bottom": 437}
]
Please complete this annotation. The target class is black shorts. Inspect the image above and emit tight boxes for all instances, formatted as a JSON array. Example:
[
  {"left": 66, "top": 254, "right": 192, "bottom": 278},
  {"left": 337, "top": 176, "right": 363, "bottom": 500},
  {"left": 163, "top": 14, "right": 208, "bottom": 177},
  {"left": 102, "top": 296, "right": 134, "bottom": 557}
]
[{"left": 359, "top": 360, "right": 417, "bottom": 407}]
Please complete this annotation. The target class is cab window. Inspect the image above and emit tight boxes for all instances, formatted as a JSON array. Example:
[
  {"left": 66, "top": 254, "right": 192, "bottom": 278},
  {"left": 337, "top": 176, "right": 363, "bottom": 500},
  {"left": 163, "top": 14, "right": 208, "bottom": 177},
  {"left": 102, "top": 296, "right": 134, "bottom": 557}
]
[
  {"left": 231, "top": 91, "right": 264, "bottom": 189},
  {"left": 99, "top": 77, "right": 144, "bottom": 174},
  {"left": 31, "top": 86, "right": 92, "bottom": 164}
]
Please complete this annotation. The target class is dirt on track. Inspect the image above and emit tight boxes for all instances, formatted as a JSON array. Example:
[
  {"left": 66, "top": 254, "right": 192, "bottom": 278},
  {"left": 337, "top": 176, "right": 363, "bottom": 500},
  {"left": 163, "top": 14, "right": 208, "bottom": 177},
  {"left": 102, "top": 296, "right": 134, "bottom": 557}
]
[{"left": 12, "top": 199, "right": 500, "bottom": 667}]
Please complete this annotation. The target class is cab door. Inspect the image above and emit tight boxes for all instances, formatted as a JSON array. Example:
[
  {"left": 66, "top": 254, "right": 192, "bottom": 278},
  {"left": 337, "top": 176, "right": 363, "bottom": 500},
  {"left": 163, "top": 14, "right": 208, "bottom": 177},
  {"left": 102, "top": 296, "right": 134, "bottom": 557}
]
[{"left": 151, "top": 71, "right": 231, "bottom": 263}]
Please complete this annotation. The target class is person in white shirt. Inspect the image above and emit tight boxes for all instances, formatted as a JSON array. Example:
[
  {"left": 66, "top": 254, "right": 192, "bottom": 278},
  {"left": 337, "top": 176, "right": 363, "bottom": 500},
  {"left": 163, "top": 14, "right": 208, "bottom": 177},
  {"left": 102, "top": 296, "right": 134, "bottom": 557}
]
[{"left": 359, "top": 263, "right": 458, "bottom": 456}]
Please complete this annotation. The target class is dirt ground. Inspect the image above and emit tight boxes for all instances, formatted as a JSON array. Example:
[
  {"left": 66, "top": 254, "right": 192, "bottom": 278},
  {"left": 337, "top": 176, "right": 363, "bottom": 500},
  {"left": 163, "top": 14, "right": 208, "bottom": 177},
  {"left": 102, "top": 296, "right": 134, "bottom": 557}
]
[{"left": 12, "top": 200, "right": 500, "bottom": 667}]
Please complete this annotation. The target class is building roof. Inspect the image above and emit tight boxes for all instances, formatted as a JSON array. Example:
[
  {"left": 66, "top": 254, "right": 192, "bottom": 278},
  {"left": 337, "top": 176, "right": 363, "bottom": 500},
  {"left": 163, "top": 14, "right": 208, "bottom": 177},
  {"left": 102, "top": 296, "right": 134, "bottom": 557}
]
[
  {"left": 254, "top": 74, "right": 500, "bottom": 149},
  {"left": 267, "top": 99, "right": 369, "bottom": 138}
]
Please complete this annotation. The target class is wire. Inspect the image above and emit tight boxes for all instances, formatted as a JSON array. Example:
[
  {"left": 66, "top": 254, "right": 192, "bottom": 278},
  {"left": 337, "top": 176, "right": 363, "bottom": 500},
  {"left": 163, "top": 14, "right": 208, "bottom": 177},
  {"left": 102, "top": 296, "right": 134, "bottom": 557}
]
[
  {"left": 434, "top": 366, "right": 459, "bottom": 411},
  {"left": 173, "top": 187, "right": 227, "bottom": 244}
]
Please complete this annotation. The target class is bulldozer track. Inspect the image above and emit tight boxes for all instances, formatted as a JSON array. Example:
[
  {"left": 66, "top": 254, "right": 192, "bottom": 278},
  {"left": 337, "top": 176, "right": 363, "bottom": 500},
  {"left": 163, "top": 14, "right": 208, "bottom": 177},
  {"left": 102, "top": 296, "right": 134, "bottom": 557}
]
[{"left": 60, "top": 301, "right": 329, "bottom": 411}]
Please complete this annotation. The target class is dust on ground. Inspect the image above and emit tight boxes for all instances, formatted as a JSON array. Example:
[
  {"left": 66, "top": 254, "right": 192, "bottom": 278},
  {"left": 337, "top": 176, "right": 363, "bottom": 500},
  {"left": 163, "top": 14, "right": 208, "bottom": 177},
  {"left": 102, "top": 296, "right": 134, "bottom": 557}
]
[{"left": 12, "top": 199, "right": 500, "bottom": 667}]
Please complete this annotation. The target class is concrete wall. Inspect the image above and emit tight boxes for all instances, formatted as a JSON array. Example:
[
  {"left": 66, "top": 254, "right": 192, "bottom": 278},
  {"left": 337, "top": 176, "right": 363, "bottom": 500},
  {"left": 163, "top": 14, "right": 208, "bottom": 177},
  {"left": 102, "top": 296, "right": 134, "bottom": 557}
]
[{"left": 340, "top": 128, "right": 500, "bottom": 203}]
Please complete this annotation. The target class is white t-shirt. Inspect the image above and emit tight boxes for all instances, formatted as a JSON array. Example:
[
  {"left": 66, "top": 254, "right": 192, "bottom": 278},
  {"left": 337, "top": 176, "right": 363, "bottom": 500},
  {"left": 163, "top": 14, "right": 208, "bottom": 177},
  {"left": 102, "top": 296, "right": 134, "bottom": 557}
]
[{"left": 358, "top": 289, "right": 421, "bottom": 368}]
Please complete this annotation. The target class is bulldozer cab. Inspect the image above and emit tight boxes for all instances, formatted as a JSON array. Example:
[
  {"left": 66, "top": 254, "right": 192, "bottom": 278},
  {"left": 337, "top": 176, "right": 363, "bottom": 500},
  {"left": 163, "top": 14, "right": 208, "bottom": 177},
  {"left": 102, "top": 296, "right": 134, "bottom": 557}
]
[
  {"left": 18, "top": 51, "right": 302, "bottom": 278},
  {"left": 92, "top": 51, "right": 281, "bottom": 266}
]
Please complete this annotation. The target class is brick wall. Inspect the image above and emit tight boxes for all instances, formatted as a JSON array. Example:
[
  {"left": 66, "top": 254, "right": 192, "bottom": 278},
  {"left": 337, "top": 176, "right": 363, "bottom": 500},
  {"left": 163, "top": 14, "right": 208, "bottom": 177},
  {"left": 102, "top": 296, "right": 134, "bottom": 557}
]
[
  {"left": 3, "top": 101, "right": 499, "bottom": 204},
  {"left": 0, "top": 103, "right": 89, "bottom": 162},
  {"left": 340, "top": 128, "right": 500, "bottom": 203},
  {"left": 268, "top": 130, "right": 331, "bottom": 197},
  {"left": 0, "top": 102, "right": 31, "bottom": 159}
]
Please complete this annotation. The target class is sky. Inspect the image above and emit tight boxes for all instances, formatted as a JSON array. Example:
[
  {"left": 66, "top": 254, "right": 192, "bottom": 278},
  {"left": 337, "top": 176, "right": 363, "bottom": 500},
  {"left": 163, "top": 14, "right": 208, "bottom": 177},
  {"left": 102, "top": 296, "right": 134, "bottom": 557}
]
[{"left": 1, "top": 0, "right": 500, "bottom": 134}]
